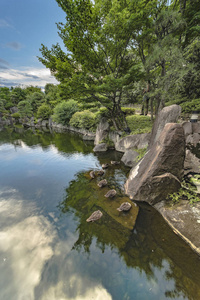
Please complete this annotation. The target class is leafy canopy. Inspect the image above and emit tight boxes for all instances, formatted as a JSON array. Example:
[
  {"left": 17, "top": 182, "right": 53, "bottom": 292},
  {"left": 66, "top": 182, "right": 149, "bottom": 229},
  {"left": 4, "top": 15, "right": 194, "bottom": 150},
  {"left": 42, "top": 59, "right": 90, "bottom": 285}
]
[{"left": 38, "top": 0, "right": 144, "bottom": 130}]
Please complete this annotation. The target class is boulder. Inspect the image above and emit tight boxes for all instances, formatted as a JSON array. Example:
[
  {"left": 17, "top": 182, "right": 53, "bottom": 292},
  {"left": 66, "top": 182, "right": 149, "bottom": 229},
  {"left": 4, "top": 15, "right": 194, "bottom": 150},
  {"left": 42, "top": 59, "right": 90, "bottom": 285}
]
[
  {"left": 121, "top": 149, "right": 139, "bottom": 167},
  {"left": 30, "top": 117, "right": 35, "bottom": 127},
  {"left": 182, "top": 121, "right": 192, "bottom": 136},
  {"left": 10, "top": 106, "right": 18, "bottom": 114},
  {"left": 149, "top": 104, "right": 181, "bottom": 148},
  {"left": 41, "top": 120, "right": 48, "bottom": 127},
  {"left": 192, "top": 122, "right": 200, "bottom": 134},
  {"left": 83, "top": 134, "right": 95, "bottom": 141},
  {"left": 125, "top": 123, "right": 185, "bottom": 205},
  {"left": 94, "top": 118, "right": 110, "bottom": 145},
  {"left": 93, "top": 143, "right": 108, "bottom": 152},
  {"left": 154, "top": 200, "right": 200, "bottom": 255},
  {"left": 186, "top": 133, "right": 200, "bottom": 147},
  {"left": 184, "top": 149, "right": 200, "bottom": 175},
  {"left": 115, "top": 133, "right": 150, "bottom": 153}
]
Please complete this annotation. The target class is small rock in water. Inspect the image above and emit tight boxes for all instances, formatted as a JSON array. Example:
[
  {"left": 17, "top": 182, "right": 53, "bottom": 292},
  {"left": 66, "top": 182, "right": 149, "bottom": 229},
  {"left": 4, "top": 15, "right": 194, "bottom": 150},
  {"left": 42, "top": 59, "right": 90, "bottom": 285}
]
[
  {"left": 86, "top": 210, "right": 103, "bottom": 222},
  {"left": 104, "top": 189, "right": 117, "bottom": 198},
  {"left": 102, "top": 163, "right": 109, "bottom": 169},
  {"left": 97, "top": 169, "right": 104, "bottom": 176},
  {"left": 89, "top": 171, "right": 96, "bottom": 179},
  {"left": 111, "top": 160, "right": 120, "bottom": 165},
  {"left": 117, "top": 202, "right": 132, "bottom": 212},
  {"left": 98, "top": 179, "right": 107, "bottom": 188}
]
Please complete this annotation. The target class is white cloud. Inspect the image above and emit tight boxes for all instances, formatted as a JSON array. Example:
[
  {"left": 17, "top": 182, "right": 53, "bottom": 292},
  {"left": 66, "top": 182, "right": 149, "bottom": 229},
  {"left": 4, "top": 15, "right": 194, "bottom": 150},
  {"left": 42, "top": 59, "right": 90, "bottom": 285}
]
[
  {"left": 0, "top": 19, "right": 13, "bottom": 28},
  {"left": 0, "top": 66, "right": 58, "bottom": 88}
]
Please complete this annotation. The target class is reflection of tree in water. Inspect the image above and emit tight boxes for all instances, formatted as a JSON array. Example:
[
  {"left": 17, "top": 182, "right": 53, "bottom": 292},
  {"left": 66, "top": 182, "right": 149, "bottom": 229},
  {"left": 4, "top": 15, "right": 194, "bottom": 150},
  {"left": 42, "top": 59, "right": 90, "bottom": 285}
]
[
  {"left": 59, "top": 171, "right": 200, "bottom": 300},
  {"left": 0, "top": 126, "right": 94, "bottom": 154}
]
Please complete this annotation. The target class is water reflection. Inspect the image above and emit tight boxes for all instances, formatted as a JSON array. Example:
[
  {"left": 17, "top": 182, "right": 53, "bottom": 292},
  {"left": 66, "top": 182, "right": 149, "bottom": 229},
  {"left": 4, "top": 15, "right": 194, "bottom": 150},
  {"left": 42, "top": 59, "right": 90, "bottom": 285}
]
[
  {"left": 0, "top": 127, "right": 200, "bottom": 300},
  {"left": 59, "top": 172, "right": 200, "bottom": 300}
]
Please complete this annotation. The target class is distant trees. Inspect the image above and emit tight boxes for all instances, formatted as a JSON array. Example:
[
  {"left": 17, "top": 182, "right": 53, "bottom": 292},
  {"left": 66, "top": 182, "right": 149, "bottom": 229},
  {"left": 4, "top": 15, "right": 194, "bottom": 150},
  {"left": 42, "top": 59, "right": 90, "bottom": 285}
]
[{"left": 0, "top": 84, "right": 59, "bottom": 120}]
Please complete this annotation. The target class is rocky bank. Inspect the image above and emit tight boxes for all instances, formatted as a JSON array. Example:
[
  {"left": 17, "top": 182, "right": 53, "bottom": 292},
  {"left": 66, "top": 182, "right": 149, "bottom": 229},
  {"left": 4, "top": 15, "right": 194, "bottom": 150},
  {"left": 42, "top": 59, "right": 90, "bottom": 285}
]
[{"left": 94, "top": 104, "right": 200, "bottom": 255}]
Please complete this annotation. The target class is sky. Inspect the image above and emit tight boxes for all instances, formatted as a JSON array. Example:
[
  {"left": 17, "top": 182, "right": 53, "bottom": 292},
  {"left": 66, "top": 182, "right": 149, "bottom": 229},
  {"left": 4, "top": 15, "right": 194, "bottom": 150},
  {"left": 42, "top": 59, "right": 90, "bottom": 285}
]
[{"left": 0, "top": 0, "right": 66, "bottom": 89}]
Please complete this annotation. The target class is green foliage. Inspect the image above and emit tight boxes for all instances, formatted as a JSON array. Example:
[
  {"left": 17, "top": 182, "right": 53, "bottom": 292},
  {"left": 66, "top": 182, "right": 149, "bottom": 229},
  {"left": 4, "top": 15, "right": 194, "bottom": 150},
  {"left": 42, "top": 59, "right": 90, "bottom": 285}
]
[
  {"left": 78, "top": 101, "right": 101, "bottom": 112},
  {"left": 24, "top": 86, "right": 42, "bottom": 95},
  {"left": 27, "top": 92, "right": 45, "bottom": 112},
  {"left": 100, "top": 137, "right": 115, "bottom": 147},
  {"left": 0, "top": 99, "right": 6, "bottom": 113},
  {"left": 37, "top": 104, "right": 52, "bottom": 120},
  {"left": 11, "top": 112, "right": 20, "bottom": 119},
  {"left": 180, "top": 99, "right": 200, "bottom": 114},
  {"left": 53, "top": 100, "right": 79, "bottom": 125},
  {"left": 135, "top": 147, "right": 148, "bottom": 162},
  {"left": 69, "top": 110, "right": 97, "bottom": 131},
  {"left": 44, "top": 84, "right": 62, "bottom": 108},
  {"left": 17, "top": 101, "right": 33, "bottom": 118},
  {"left": 95, "top": 107, "right": 110, "bottom": 118},
  {"left": 167, "top": 180, "right": 200, "bottom": 206},
  {"left": 126, "top": 115, "right": 152, "bottom": 135},
  {"left": 10, "top": 87, "right": 26, "bottom": 105},
  {"left": 121, "top": 107, "right": 135, "bottom": 115},
  {"left": 38, "top": 0, "right": 144, "bottom": 130}
]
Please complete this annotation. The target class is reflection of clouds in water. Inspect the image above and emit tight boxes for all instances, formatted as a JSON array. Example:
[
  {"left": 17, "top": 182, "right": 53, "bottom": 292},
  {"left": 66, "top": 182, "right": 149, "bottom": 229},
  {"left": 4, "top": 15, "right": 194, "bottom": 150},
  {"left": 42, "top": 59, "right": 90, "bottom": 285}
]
[
  {"left": 0, "top": 215, "right": 55, "bottom": 300},
  {"left": 0, "top": 190, "right": 56, "bottom": 300},
  {"left": 35, "top": 235, "right": 112, "bottom": 300},
  {"left": 0, "top": 189, "right": 112, "bottom": 300},
  {"left": 40, "top": 283, "right": 112, "bottom": 300}
]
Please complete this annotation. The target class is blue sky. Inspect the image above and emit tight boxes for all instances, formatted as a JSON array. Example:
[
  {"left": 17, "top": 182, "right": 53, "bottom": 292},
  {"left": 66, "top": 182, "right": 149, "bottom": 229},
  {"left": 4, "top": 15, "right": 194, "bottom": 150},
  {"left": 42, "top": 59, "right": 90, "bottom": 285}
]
[{"left": 0, "top": 0, "right": 66, "bottom": 89}]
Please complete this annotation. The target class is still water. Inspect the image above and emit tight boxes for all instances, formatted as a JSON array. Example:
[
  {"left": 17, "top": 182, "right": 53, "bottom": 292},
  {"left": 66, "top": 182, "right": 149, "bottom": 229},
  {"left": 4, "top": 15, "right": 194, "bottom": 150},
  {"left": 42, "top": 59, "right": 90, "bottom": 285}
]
[{"left": 0, "top": 126, "right": 200, "bottom": 300}]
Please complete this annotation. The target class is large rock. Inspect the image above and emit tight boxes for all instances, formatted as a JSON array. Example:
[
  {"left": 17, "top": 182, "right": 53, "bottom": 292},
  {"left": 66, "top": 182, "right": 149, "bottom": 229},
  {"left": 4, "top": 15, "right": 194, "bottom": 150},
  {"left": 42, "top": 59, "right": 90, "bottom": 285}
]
[
  {"left": 183, "top": 121, "right": 200, "bottom": 147},
  {"left": 115, "top": 133, "right": 150, "bottom": 153},
  {"left": 154, "top": 200, "right": 200, "bottom": 255},
  {"left": 94, "top": 118, "right": 110, "bottom": 145},
  {"left": 149, "top": 104, "right": 181, "bottom": 148},
  {"left": 186, "top": 133, "right": 200, "bottom": 147},
  {"left": 125, "top": 123, "right": 185, "bottom": 205},
  {"left": 121, "top": 149, "right": 139, "bottom": 167},
  {"left": 184, "top": 149, "right": 200, "bottom": 175},
  {"left": 93, "top": 143, "right": 108, "bottom": 152}
]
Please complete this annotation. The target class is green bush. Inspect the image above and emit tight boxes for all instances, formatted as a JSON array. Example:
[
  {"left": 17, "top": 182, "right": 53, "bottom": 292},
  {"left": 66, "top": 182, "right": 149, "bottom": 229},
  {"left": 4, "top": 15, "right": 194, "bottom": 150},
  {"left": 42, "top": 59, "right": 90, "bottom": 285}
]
[
  {"left": 78, "top": 101, "right": 101, "bottom": 112},
  {"left": 96, "top": 107, "right": 110, "bottom": 118},
  {"left": 17, "top": 100, "right": 33, "bottom": 118},
  {"left": 53, "top": 100, "right": 79, "bottom": 125},
  {"left": 69, "top": 110, "right": 97, "bottom": 131},
  {"left": 180, "top": 99, "right": 200, "bottom": 114},
  {"left": 121, "top": 107, "right": 135, "bottom": 115},
  {"left": 126, "top": 115, "right": 152, "bottom": 134},
  {"left": 37, "top": 104, "right": 52, "bottom": 120},
  {"left": 11, "top": 112, "right": 20, "bottom": 119}
]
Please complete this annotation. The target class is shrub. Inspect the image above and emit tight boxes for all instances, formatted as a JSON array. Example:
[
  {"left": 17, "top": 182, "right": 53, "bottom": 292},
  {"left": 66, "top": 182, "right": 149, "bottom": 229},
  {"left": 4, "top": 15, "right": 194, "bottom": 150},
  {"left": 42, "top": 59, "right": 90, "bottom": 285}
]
[
  {"left": 126, "top": 115, "right": 152, "bottom": 134},
  {"left": 17, "top": 100, "right": 33, "bottom": 118},
  {"left": 0, "top": 99, "right": 5, "bottom": 113},
  {"left": 53, "top": 100, "right": 79, "bottom": 125},
  {"left": 11, "top": 112, "right": 20, "bottom": 119},
  {"left": 95, "top": 107, "right": 110, "bottom": 118},
  {"left": 180, "top": 99, "right": 200, "bottom": 114},
  {"left": 69, "top": 110, "right": 97, "bottom": 131},
  {"left": 78, "top": 101, "right": 101, "bottom": 112},
  {"left": 37, "top": 104, "right": 52, "bottom": 120},
  {"left": 121, "top": 107, "right": 135, "bottom": 115}
]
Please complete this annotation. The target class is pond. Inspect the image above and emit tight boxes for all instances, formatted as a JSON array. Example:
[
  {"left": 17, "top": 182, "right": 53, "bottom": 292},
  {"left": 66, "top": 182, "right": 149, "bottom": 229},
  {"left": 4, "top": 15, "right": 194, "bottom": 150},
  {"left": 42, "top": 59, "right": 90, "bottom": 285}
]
[{"left": 0, "top": 126, "right": 200, "bottom": 300}]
